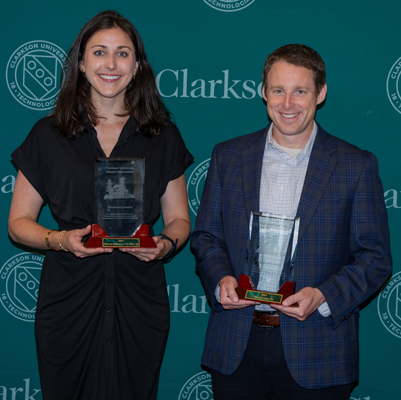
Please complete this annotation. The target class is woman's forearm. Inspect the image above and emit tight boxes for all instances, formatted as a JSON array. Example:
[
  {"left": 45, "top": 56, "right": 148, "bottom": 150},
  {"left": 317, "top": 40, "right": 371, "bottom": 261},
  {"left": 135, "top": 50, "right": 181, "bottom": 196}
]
[
  {"left": 8, "top": 216, "right": 59, "bottom": 250},
  {"left": 160, "top": 216, "right": 191, "bottom": 251}
]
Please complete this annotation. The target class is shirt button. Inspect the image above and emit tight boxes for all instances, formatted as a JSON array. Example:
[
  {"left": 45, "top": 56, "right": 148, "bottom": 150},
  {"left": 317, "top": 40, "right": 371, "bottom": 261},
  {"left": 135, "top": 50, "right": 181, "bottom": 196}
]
[
  {"left": 107, "top": 308, "right": 113, "bottom": 313},
  {"left": 106, "top": 369, "right": 111, "bottom": 373},
  {"left": 107, "top": 338, "right": 112, "bottom": 344},
  {"left": 108, "top": 279, "right": 113, "bottom": 284}
]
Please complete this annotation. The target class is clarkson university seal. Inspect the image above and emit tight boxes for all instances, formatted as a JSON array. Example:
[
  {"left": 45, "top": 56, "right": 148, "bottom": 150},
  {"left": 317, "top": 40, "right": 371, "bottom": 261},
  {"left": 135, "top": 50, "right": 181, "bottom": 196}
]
[
  {"left": 203, "top": 0, "right": 255, "bottom": 12},
  {"left": 6, "top": 40, "right": 66, "bottom": 110},
  {"left": 187, "top": 158, "right": 210, "bottom": 216},
  {"left": 377, "top": 271, "right": 401, "bottom": 339},
  {"left": 387, "top": 56, "right": 401, "bottom": 114},
  {"left": 178, "top": 371, "right": 213, "bottom": 400},
  {"left": 0, "top": 253, "right": 43, "bottom": 322}
]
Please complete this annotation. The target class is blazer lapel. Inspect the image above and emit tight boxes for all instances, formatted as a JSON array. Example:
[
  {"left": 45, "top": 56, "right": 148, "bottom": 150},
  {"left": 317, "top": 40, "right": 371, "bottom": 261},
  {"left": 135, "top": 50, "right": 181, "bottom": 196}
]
[
  {"left": 241, "top": 126, "right": 269, "bottom": 224},
  {"left": 297, "top": 125, "right": 338, "bottom": 241}
]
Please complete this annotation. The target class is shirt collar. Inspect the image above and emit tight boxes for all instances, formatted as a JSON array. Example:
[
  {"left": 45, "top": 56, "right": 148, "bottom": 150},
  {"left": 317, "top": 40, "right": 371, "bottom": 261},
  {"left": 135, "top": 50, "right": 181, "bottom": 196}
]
[{"left": 266, "top": 121, "right": 318, "bottom": 160}]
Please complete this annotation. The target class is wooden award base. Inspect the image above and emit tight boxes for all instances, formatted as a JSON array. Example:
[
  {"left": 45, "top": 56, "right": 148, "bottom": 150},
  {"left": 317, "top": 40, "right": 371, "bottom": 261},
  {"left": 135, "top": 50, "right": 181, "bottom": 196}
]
[
  {"left": 85, "top": 224, "right": 157, "bottom": 248},
  {"left": 235, "top": 274, "right": 297, "bottom": 306}
]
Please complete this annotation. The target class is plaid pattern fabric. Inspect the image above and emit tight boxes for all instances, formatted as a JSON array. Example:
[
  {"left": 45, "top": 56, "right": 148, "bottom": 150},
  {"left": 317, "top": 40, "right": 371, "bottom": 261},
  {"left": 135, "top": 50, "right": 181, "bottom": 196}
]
[{"left": 191, "top": 123, "right": 392, "bottom": 389}]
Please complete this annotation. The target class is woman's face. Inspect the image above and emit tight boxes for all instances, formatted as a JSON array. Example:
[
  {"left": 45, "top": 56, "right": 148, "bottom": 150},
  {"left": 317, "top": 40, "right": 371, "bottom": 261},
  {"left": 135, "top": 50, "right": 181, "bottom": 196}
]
[{"left": 79, "top": 27, "right": 138, "bottom": 105}]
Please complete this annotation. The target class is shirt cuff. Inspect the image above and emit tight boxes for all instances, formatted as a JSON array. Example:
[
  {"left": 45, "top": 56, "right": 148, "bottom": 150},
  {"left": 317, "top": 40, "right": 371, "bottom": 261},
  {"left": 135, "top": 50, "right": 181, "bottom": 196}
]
[
  {"left": 318, "top": 301, "right": 332, "bottom": 317},
  {"left": 214, "top": 284, "right": 221, "bottom": 303}
]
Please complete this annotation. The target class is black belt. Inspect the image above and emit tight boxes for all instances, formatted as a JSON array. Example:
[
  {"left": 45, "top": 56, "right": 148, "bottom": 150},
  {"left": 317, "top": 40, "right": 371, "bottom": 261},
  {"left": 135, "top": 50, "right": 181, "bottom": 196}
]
[{"left": 253, "top": 311, "right": 280, "bottom": 327}]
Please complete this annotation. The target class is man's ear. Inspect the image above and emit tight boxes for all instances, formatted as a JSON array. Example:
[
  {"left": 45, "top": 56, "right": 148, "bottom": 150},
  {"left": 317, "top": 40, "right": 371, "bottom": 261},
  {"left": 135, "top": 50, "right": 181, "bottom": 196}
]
[
  {"left": 262, "top": 85, "right": 267, "bottom": 102},
  {"left": 316, "top": 83, "right": 327, "bottom": 105}
]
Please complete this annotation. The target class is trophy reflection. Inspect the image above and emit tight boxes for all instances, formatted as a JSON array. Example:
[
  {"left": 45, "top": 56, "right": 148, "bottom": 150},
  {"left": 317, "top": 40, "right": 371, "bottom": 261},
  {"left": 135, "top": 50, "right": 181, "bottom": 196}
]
[{"left": 236, "top": 212, "right": 300, "bottom": 306}]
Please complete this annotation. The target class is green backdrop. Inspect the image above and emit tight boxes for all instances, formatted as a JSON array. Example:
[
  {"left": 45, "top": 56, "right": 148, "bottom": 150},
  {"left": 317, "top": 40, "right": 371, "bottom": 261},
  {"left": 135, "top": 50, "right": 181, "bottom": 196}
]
[{"left": 1, "top": 1, "right": 400, "bottom": 399}]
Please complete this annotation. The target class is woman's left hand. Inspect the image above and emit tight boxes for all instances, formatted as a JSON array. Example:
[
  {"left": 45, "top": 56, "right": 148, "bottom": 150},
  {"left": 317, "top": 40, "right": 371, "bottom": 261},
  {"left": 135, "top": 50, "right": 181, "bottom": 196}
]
[
  {"left": 119, "top": 236, "right": 171, "bottom": 262},
  {"left": 119, "top": 175, "right": 191, "bottom": 262}
]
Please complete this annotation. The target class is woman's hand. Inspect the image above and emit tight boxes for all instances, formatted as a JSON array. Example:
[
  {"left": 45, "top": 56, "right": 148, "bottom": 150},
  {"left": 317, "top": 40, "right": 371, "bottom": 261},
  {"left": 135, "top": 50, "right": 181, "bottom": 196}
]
[
  {"left": 119, "top": 174, "right": 191, "bottom": 263},
  {"left": 118, "top": 235, "right": 171, "bottom": 262},
  {"left": 57, "top": 225, "right": 113, "bottom": 258},
  {"left": 8, "top": 172, "right": 112, "bottom": 258}
]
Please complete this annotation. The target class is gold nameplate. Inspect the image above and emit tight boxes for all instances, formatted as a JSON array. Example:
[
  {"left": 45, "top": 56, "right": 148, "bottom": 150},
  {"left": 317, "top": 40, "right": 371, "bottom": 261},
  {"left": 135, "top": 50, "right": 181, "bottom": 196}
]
[
  {"left": 102, "top": 238, "right": 140, "bottom": 248},
  {"left": 245, "top": 290, "right": 283, "bottom": 304}
]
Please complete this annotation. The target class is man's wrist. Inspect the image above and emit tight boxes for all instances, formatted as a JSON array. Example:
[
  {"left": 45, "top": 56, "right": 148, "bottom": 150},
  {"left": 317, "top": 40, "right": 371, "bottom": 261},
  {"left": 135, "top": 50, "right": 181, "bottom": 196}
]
[
  {"left": 314, "top": 288, "right": 331, "bottom": 317},
  {"left": 313, "top": 288, "right": 326, "bottom": 305}
]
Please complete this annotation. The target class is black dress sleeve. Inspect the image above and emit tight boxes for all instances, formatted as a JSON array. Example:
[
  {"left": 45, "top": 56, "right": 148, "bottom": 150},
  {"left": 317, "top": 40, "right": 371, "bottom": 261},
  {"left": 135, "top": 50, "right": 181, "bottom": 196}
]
[{"left": 11, "top": 117, "right": 55, "bottom": 202}]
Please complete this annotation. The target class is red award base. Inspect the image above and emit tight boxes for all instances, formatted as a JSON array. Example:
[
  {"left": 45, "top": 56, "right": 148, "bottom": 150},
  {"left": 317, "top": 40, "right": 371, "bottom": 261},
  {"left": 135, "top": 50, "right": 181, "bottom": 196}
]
[
  {"left": 235, "top": 274, "right": 297, "bottom": 306},
  {"left": 85, "top": 224, "right": 157, "bottom": 248}
]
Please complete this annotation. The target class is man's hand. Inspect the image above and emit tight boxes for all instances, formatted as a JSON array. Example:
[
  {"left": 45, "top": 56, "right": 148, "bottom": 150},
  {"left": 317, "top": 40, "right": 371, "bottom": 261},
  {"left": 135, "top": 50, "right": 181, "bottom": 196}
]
[
  {"left": 271, "top": 287, "right": 326, "bottom": 321},
  {"left": 219, "top": 276, "right": 260, "bottom": 310}
]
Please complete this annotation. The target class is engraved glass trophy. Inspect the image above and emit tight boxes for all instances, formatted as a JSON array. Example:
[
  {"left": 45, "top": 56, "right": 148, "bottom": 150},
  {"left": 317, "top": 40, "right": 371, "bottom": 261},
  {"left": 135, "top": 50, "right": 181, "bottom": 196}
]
[
  {"left": 86, "top": 158, "right": 156, "bottom": 248},
  {"left": 236, "top": 212, "right": 300, "bottom": 306}
]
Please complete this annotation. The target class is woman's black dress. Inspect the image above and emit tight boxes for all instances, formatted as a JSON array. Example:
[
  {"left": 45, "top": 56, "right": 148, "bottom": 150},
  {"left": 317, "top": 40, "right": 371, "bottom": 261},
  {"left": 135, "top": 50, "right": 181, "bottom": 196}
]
[{"left": 11, "top": 116, "right": 193, "bottom": 400}]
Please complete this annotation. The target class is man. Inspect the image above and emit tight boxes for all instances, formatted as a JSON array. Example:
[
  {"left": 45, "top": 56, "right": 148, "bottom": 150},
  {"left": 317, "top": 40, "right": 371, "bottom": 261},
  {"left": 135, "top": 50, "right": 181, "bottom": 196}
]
[{"left": 191, "top": 44, "right": 392, "bottom": 400}]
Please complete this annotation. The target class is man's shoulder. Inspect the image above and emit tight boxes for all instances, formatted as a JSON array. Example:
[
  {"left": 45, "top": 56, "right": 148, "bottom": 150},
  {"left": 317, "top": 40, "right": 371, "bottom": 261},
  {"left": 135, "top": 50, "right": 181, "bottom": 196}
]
[
  {"left": 213, "top": 126, "right": 268, "bottom": 153},
  {"left": 316, "top": 124, "right": 373, "bottom": 158}
]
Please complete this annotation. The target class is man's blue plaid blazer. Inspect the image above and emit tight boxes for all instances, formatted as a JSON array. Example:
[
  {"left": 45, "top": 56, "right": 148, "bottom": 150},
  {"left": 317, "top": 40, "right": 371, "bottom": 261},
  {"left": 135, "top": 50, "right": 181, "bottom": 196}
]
[{"left": 191, "top": 123, "right": 392, "bottom": 389}]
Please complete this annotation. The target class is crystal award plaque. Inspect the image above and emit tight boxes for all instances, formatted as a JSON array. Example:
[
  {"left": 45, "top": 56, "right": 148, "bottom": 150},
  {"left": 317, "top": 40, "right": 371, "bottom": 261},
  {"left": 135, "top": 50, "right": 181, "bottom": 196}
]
[
  {"left": 86, "top": 158, "right": 156, "bottom": 248},
  {"left": 235, "top": 212, "right": 300, "bottom": 306}
]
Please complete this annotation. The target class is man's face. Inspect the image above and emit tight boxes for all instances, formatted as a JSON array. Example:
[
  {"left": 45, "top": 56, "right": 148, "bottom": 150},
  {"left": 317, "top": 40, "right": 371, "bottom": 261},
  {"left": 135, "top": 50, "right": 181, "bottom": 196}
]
[{"left": 263, "top": 61, "right": 327, "bottom": 148}]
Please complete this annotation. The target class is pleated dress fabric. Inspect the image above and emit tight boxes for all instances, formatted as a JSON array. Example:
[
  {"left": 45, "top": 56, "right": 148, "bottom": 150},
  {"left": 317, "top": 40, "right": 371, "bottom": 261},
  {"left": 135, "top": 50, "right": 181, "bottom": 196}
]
[{"left": 11, "top": 116, "right": 193, "bottom": 400}]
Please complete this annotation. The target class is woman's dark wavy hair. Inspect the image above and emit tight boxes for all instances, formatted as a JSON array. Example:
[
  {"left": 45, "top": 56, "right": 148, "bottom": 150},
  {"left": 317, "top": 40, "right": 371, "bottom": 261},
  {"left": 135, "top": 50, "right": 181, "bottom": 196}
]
[{"left": 54, "top": 10, "right": 171, "bottom": 138}]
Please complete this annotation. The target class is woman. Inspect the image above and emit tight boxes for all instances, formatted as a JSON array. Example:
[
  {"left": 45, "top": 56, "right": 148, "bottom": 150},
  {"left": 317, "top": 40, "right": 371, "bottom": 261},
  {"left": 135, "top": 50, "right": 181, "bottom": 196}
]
[{"left": 8, "top": 10, "right": 193, "bottom": 400}]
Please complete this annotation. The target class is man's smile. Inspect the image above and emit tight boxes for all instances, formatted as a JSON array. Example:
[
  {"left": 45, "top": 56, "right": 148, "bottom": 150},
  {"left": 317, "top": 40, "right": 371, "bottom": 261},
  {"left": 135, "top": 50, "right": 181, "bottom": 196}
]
[{"left": 280, "top": 113, "right": 299, "bottom": 119}]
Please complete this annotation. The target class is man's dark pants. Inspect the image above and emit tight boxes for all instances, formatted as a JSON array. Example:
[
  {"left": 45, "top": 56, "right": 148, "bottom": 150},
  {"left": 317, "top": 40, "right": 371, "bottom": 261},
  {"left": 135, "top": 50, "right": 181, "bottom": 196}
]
[{"left": 210, "top": 322, "right": 355, "bottom": 400}]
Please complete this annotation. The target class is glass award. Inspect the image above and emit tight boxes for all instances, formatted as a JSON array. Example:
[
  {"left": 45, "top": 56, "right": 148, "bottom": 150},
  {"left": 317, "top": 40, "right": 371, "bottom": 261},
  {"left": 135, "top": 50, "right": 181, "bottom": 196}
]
[
  {"left": 235, "top": 212, "right": 300, "bottom": 306},
  {"left": 86, "top": 158, "right": 156, "bottom": 248}
]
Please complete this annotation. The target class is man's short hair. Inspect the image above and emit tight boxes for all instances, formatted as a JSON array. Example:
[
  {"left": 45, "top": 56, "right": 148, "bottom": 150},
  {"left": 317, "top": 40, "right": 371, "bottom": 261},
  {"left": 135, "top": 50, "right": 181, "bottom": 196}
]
[{"left": 262, "top": 44, "right": 326, "bottom": 94}]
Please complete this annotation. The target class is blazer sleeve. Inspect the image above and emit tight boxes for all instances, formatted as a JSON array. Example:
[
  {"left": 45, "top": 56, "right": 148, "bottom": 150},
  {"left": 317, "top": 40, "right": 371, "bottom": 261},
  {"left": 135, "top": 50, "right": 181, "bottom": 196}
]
[
  {"left": 191, "top": 144, "right": 236, "bottom": 312},
  {"left": 316, "top": 152, "right": 392, "bottom": 329}
]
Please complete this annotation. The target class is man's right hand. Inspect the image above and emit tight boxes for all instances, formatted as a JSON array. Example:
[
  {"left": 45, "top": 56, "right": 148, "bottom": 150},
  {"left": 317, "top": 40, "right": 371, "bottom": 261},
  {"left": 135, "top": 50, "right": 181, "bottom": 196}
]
[{"left": 219, "top": 276, "right": 260, "bottom": 310}]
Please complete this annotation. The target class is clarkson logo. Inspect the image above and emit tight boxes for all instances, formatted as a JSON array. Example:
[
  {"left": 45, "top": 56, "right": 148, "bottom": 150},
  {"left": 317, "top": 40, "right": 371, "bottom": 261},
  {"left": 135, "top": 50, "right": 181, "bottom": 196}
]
[
  {"left": 203, "top": 0, "right": 255, "bottom": 12},
  {"left": 387, "top": 56, "right": 401, "bottom": 114},
  {"left": 0, "top": 253, "right": 43, "bottom": 322},
  {"left": 377, "top": 271, "right": 401, "bottom": 338},
  {"left": 6, "top": 40, "right": 66, "bottom": 110},
  {"left": 178, "top": 371, "right": 213, "bottom": 399},
  {"left": 187, "top": 159, "right": 210, "bottom": 216}
]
